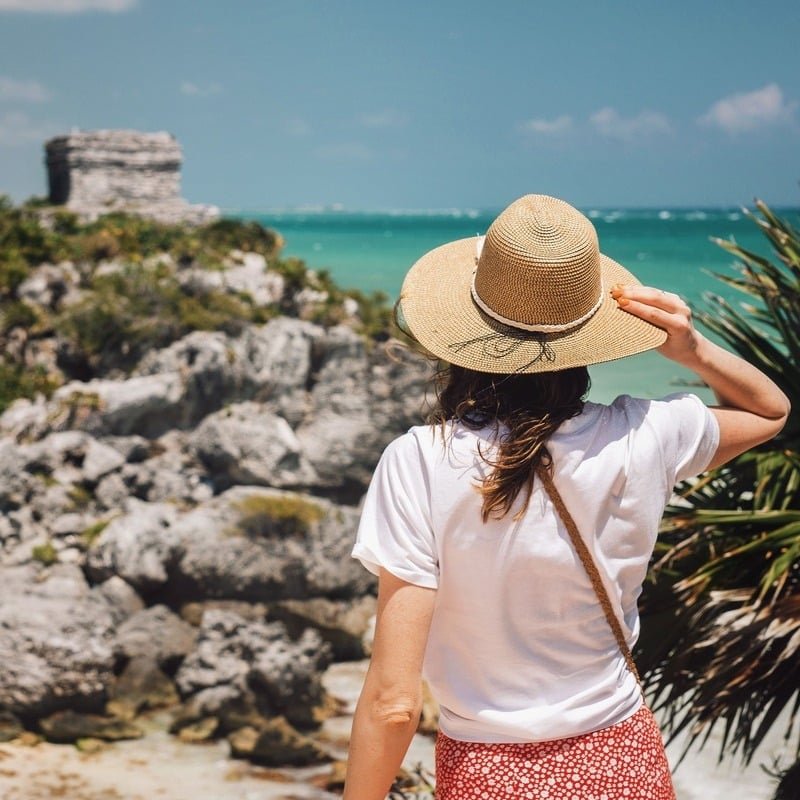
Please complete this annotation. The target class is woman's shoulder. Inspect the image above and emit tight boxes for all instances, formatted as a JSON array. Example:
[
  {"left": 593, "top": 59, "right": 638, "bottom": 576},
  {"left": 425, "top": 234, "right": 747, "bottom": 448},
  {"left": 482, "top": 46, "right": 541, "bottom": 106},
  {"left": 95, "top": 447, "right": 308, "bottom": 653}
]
[
  {"left": 380, "top": 421, "right": 495, "bottom": 468},
  {"left": 554, "top": 392, "right": 711, "bottom": 444}
]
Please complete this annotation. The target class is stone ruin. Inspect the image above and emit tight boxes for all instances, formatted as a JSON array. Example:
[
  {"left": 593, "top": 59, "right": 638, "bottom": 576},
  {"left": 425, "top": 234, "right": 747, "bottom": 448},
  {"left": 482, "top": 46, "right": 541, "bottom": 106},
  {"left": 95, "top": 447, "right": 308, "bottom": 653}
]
[{"left": 45, "top": 129, "right": 218, "bottom": 225}]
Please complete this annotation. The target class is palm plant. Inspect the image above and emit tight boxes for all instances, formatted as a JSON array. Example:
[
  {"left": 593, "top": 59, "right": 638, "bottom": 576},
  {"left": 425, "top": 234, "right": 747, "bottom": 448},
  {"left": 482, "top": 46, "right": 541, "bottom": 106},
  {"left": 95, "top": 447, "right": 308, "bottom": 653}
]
[{"left": 636, "top": 200, "right": 800, "bottom": 795}]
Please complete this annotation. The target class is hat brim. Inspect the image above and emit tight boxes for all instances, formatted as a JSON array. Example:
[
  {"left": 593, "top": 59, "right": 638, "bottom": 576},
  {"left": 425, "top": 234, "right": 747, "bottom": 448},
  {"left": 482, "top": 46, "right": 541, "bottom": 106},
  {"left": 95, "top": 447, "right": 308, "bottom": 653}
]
[{"left": 399, "top": 236, "right": 668, "bottom": 373}]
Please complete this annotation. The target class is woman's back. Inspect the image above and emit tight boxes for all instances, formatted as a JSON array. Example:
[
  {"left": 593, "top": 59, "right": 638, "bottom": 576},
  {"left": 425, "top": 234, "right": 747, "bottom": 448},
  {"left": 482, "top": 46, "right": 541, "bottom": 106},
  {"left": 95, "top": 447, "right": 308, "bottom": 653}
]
[
  {"left": 342, "top": 195, "right": 789, "bottom": 800},
  {"left": 353, "top": 392, "right": 718, "bottom": 741}
]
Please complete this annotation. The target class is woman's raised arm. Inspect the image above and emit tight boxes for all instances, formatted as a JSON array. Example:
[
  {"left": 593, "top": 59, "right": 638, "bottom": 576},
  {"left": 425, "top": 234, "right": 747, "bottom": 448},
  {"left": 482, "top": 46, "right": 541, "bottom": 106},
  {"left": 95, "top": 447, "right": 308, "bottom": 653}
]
[{"left": 612, "top": 284, "right": 790, "bottom": 469}]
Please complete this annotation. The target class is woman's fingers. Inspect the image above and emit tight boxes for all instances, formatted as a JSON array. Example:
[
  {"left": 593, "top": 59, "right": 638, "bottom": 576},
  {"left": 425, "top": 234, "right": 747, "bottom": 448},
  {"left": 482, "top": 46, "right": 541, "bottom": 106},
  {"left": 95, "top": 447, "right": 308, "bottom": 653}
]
[
  {"left": 611, "top": 283, "right": 700, "bottom": 363},
  {"left": 610, "top": 284, "right": 686, "bottom": 314}
]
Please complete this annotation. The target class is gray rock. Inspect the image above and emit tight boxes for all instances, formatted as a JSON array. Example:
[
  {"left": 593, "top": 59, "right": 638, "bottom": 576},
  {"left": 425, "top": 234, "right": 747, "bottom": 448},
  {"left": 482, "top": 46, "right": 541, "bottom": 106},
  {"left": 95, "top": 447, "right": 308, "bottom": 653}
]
[
  {"left": 179, "top": 599, "right": 268, "bottom": 627},
  {"left": 106, "top": 656, "right": 179, "bottom": 720},
  {"left": 221, "top": 251, "right": 285, "bottom": 307},
  {"left": 0, "top": 564, "right": 117, "bottom": 717},
  {"left": 86, "top": 498, "right": 178, "bottom": 591},
  {"left": 16, "top": 261, "right": 80, "bottom": 310},
  {"left": 114, "top": 605, "right": 197, "bottom": 668},
  {"left": 93, "top": 576, "right": 145, "bottom": 625},
  {"left": 239, "top": 317, "right": 320, "bottom": 425},
  {"left": 169, "top": 486, "right": 372, "bottom": 602},
  {"left": 51, "top": 372, "right": 185, "bottom": 438},
  {"left": 227, "top": 717, "right": 332, "bottom": 766},
  {"left": 268, "top": 595, "right": 377, "bottom": 660},
  {"left": 189, "top": 401, "right": 317, "bottom": 489},
  {"left": 39, "top": 709, "right": 143, "bottom": 743},
  {"left": 94, "top": 471, "right": 131, "bottom": 511},
  {"left": 133, "top": 330, "right": 248, "bottom": 424},
  {"left": 15, "top": 431, "right": 90, "bottom": 483},
  {"left": 175, "top": 610, "right": 331, "bottom": 730},
  {"left": 0, "top": 436, "right": 30, "bottom": 511},
  {"left": 98, "top": 434, "right": 153, "bottom": 463},
  {"left": 0, "top": 395, "right": 50, "bottom": 440},
  {"left": 132, "top": 318, "right": 320, "bottom": 429},
  {"left": 0, "top": 710, "right": 24, "bottom": 742},
  {"left": 296, "top": 329, "right": 431, "bottom": 496},
  {"left": 81, "top": 438, "right": 126, "bottom": 482},
  {"left": 119, "top": 438, "right": 210, "bottom": 505},
  {"left": 50, "top": 511, "right": 92, "bottom": 538}
]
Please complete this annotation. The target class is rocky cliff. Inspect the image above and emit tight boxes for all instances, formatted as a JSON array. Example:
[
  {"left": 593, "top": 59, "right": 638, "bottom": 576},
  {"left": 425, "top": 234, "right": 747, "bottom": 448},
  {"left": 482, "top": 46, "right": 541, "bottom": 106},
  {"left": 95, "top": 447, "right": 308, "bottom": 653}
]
[
  {"left": 0, "top": 201, "right": 434, "bottom": 773},
  {"left": 45, "top": 130, "right": 218, "bottom": 224}
]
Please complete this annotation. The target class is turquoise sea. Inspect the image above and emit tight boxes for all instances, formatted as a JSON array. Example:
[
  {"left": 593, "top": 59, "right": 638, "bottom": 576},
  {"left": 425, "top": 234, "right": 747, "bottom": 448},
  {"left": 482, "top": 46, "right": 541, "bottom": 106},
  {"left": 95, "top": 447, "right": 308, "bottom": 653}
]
[{"left": 235, "top": 207, "right": 793, "bottom": 404}]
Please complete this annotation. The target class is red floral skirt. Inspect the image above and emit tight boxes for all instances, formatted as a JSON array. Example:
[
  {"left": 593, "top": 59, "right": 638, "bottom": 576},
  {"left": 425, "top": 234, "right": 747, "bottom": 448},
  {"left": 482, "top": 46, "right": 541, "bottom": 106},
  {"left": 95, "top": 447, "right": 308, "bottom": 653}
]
[{"left": 434, "top": 705, "right": 676, "bottom": 800}]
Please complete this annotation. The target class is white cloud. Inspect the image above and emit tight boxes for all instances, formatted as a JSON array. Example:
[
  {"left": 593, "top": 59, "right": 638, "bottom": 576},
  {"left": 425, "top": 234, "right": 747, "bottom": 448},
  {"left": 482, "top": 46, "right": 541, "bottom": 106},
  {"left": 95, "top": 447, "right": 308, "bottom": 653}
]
[
  {"left": 357, "top": 109, "right": 408, "bottom": 129},
  {"left": 518, "top": 115, "right": 572, "bottom": 135},
  {"left": 0, "top": 111, "right": 58, "bottom": 146},
  {"left": 314, "top": 142, "right": 373, "bottom": 162},
  {"left": 0, "top": 0, "right": 136, "bottom": 11},
  {"left": 284, "top": 116, "right": 311, "bottom": 137},
  {"left": 0, "top": 77, "right": 50, "bottom": 103},
  {"left": 590, "top": 107, "right": 672, "bottom": 141},
  {"left": 180, "top": 81, "right": 222, "bottom": 98},
  {"left": 699, "top": 83, "right": 796, "bottom": 134}
]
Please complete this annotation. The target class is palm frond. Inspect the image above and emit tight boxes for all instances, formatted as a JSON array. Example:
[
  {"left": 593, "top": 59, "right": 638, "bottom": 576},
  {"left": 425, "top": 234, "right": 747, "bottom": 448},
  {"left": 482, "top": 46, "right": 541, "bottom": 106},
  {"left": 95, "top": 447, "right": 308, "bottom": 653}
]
[{"left": 638, "top": 200, "right": 800, "bottom": 765}]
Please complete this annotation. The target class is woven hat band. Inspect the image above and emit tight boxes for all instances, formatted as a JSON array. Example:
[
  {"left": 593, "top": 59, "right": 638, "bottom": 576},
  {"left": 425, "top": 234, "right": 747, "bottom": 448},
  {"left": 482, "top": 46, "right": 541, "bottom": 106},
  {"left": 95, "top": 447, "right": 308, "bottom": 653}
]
[{"left": 470, "top": 270, "right": 605, "bottom": 333}]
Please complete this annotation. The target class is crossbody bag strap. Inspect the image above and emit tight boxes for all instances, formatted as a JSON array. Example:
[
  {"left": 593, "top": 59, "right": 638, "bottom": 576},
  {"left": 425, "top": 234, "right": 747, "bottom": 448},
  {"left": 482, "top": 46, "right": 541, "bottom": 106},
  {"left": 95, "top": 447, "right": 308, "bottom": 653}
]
[{"left": 535, "top": 466, "right": 644, "bottom": 694}]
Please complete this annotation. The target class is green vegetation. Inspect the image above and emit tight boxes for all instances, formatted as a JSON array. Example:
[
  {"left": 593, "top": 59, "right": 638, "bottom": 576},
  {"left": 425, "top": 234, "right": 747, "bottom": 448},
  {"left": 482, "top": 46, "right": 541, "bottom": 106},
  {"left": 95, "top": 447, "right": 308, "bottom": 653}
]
[
  {"left": 0, "top": 195, "right": 394, "bottom": 412},
  {"left": 66, "top": 483, "right": 93, "bottom": 510},
  {"left": 79, "top": 519, "right": 110, "bottom": 550},
  {"left": 53, "top": 261, "right": 260, "bottom": 373},
  {"left": 31, "top": 541, "right": 58, "bottom": 566},
  {"left": 231, "top": 493, "right": 325, "bottom": 539},
  {"left": 637, "top": 201, "right": 799, "bottom": 789},
  {"left": 0, "top": 363, "right": 59, "bottom": 412}
]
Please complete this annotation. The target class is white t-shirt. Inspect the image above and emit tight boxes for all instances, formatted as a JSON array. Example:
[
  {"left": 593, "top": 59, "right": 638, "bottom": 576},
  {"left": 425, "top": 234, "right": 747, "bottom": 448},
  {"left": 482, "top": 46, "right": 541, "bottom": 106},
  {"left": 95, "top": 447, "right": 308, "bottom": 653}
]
[{"left": 351, "top": 392, "right": 720, "bottom": 743}]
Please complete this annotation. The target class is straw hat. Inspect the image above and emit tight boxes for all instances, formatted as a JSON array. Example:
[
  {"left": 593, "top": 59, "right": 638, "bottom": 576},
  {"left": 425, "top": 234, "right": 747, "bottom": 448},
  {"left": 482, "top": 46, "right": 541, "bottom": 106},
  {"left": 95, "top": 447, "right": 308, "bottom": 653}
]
[{"left": 398, "top": 194, "right": 667, "bottom": 373}]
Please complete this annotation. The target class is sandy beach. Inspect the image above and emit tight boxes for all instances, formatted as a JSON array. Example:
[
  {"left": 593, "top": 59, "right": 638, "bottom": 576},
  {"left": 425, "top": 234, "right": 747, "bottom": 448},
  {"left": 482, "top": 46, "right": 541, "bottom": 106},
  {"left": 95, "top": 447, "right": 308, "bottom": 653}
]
[{"left": 0, "top": 658, "right": 791, "bottom": 800}]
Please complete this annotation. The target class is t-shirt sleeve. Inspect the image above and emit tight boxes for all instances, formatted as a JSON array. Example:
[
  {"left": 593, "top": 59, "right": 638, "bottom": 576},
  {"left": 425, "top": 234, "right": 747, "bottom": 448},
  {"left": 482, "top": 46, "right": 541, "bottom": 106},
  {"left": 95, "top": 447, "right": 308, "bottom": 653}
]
[
  {"left": 644, "top": 392, "right": 720, "bottom": 486},
  {"left": 351, "top": 432, "right": 439, "bottom": 589}
]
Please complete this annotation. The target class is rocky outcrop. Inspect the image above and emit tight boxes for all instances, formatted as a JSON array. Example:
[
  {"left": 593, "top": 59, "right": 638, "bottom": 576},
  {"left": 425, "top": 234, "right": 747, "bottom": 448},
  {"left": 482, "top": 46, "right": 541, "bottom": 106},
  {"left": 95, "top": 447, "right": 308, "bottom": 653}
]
[
  {"left": 0, "top": 564, "right": 129, "bottom": 720},
  {"left": 45, "top": 130, "right": 218, "bottom": 224},
  {"left": 0, "top": 280, "right": 431, "bottom": 763}
]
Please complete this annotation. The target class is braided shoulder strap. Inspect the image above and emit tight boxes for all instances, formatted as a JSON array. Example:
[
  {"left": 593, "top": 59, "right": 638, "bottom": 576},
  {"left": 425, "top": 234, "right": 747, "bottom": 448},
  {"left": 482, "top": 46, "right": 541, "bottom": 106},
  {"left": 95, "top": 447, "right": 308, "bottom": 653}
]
[{"left": 535, "top": 466, "right": 643, "bottom": 693}]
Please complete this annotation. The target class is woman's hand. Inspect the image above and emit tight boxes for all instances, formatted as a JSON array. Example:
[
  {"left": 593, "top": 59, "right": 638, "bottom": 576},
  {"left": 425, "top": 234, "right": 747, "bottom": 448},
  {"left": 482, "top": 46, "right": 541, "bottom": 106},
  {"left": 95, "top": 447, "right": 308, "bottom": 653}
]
[
  {"left": 610, "top": 284, "right": 702, "bottom": 367},
  {"left": 611, "top": 282, "right": 790, "bottom": 469}
]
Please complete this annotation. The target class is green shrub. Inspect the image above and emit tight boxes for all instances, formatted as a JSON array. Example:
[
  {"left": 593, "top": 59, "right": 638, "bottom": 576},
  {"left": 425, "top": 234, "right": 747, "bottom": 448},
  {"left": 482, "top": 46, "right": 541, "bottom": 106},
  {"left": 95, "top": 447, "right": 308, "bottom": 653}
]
[
  {"left": 0, "top": 251, "right": 31, "bottom": 295},
  {"left": 0, "top": 299, "right": 39, "bottom": 334},
  {"left": 66, "top": 484, "right": 92, "bottom": 510},
  {"left": 230, "top": 493, "right": 325, "bottom": 539},
  {"left": 0, "top": 362, "right": 59, "bottom": 413},
  {"left": 31, "top": 541, "right": 58, "bottom": 566},
  {"left": 54, "top": 263, "right": 257, "bottom": 370},
  {"left": 79, "top": 519, "right": 110, "bottom": 549}
]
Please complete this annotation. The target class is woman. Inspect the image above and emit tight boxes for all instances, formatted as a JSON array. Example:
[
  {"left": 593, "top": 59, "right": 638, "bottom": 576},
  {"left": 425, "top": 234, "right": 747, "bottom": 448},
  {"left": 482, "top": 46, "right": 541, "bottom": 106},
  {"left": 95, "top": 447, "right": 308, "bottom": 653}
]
[{"left": 342, "top": 195, "right": 790, "bottom": 800}]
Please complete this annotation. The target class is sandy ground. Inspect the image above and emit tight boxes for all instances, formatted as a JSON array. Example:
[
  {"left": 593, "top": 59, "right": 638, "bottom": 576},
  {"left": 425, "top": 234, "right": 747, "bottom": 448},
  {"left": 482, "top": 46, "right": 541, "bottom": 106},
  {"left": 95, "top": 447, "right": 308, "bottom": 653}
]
[{"left": 0, "top": 661, "right": 791, "bottom": 800}]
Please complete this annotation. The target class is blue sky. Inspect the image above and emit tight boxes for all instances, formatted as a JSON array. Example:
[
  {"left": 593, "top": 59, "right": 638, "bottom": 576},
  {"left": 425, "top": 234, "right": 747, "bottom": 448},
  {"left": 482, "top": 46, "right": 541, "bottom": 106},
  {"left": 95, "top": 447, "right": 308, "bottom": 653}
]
[{"left": 0, "top": 0, "right": 798, "bottom": 210}]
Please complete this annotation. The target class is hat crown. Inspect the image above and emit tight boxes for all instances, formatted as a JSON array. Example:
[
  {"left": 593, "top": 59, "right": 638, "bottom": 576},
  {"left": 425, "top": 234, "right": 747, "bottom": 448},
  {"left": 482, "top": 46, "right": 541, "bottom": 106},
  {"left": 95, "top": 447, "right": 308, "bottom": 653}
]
[{"left": 474, "top": 195, "right": 602, "bottom": 330}]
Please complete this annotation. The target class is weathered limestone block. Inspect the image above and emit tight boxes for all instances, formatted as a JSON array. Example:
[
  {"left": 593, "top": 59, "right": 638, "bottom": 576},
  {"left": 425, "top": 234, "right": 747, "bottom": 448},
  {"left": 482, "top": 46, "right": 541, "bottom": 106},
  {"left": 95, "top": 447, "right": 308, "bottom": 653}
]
[
  {"left": 86, "top": 498, "right": 179, "bottom": 591},
  {"left": 167, "top": 486, "right": 372, "bottom": 602},
  {"left": 45, "top": 129, "right": 218, "bottom": 224},
  {"left": 174, "top": 610, "right": 332, "bottom": 732},
  {"left": 0, "top": 564, "right": 119, "bottom": 718},
  {"left": 188, "top": 401, "right": 317, "bottom": 490}
]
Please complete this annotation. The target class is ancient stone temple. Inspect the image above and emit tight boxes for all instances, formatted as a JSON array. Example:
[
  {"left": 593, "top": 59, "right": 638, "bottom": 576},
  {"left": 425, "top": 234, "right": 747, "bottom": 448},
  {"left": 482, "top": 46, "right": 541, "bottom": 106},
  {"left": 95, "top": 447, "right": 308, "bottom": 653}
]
[{"left": 45, "top": 129, "right": 218, "bottom": 224}]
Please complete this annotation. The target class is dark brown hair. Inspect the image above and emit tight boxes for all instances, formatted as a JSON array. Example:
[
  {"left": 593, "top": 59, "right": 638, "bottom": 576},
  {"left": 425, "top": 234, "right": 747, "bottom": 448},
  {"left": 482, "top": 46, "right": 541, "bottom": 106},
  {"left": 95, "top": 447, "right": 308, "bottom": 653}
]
[{"left": 428, "top": 364, "right": 590, "bottom": 522}]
